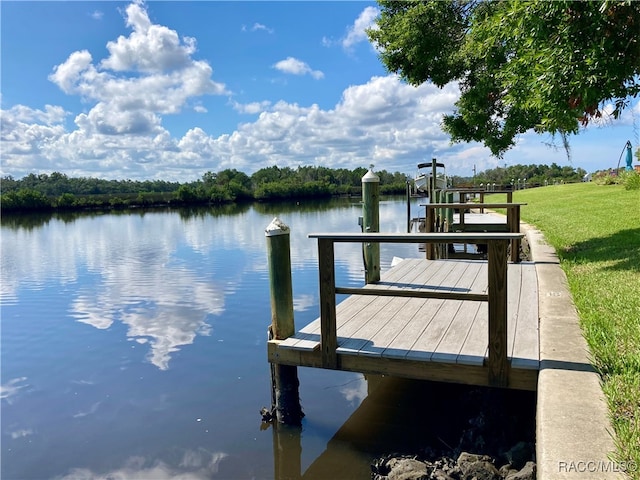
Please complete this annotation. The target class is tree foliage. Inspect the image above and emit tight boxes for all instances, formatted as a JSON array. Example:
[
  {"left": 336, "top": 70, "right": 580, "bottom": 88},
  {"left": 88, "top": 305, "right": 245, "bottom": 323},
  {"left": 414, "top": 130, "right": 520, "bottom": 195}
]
[
  {"left": 0, "top": 166, "right": 410, "bottom": 213},
  {"left": 472, "top": 163, "right": 587, "bottom": 186},
  {"left": 1, "top": 189, "right": 52, "bottom": 212},
  {"left": 368, "top": 0, "right": 640, "bottom": 156}
]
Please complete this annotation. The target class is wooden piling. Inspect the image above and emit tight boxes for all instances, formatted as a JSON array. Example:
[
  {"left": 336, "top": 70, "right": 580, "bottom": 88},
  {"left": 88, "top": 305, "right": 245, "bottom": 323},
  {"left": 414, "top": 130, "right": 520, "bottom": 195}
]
[
  {"left": 445, "top": 192, "right": 454, "bottom": 229},
  {"left": 362, "top": 168, "right": 380, "bottom": 284},
  {"left": 265, "top": 217, "right": 304, "bottom": 425},
  {"left": 426, "top": 207, "right": 435, "bottom": 260}
]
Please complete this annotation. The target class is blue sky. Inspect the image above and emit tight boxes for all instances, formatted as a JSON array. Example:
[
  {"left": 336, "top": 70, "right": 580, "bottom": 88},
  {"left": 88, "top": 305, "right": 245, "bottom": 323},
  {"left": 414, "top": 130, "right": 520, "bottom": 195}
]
[{"left": 1, "top": 1, "right": 639, "bottom": 182}]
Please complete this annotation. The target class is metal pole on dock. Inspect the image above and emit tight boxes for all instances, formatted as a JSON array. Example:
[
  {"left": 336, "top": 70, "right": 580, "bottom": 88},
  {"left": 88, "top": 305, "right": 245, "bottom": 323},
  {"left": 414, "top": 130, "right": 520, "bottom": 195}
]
[
  {"left": 406, "top": 181, "right": 411, "bottom": 233},
  {"left": 431, "top": 158, "right": 437, "bottom": 194},
  {"left": 362, "top": 168, "right": 380, "bottom": 284},
  {"left": 265, "top": 217, "right": 304, "bottom": 426}
]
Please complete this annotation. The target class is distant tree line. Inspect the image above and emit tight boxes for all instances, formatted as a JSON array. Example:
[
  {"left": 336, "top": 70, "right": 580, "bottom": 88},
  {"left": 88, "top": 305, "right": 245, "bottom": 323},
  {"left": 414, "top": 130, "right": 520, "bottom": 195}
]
[
  {"left": 454, "top": 162, "right": 588, "bottom": 187},
  {"left": 1, "top": 163, "right": 592, "bottom": 214},
  {"left": 0, "top": 166, "right": 410, "bottom": 213}
]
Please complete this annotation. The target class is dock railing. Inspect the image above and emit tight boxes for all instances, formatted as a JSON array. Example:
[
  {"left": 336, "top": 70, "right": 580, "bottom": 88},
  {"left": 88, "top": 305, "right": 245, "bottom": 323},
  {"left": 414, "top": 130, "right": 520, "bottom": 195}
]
[
  {"left": 441, "top": 188, "right": 514, "bottom": 208},
  {"left": 308, "top": 232, "right": 524, "bottom": 387},
  {"left": 424, "top": 203, "right": 526, "bottom": 262}
]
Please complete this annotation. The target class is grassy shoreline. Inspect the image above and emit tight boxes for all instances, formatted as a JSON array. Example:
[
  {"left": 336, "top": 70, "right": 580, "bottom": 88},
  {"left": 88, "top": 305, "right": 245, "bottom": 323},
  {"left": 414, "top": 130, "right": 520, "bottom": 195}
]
[{"left": 504, "top": 183, "right": 639, "bottom": 477}]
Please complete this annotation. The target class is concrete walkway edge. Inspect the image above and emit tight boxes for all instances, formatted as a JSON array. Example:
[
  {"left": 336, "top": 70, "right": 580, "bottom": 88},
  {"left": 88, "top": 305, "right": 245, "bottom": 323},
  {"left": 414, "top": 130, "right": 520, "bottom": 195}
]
[{"left": 523, "top": 224, "right": 625, "bottom": 479}]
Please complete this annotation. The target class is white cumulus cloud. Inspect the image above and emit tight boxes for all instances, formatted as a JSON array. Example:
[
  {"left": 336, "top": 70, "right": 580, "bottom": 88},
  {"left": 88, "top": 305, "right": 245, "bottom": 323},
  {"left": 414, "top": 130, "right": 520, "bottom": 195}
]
[
  {"left": 45, "top": 0, "right": 227, "bottom": 154},
  {"left": 273, "top": 57, "right": 324, "bottom": 80},
  {"left": 0, "top": 74, "right": 467, "bottom": 181},
  {"left": 251, "top": 22, "right": 273, "bottom": 34},
  {"left": 101, "top": 0, "right": 196, "bottom": 73},
  {"left": 342, "top": 6, "right": 379, "bottom": 50},
  {"left": 231, "top": 100, "right": 272, "bottom": 114},
  {"left": 323, "top": 6, "right": 379, "bottom": 50}
]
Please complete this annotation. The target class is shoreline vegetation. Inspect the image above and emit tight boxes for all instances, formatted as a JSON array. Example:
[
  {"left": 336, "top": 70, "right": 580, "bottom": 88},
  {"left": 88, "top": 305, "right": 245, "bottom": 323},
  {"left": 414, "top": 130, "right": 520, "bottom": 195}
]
[
  {"left": 0, "top": 163, "right": 590, "bottom": 214},
  {"left": 492, "top": 183, "right": 639, "bottom": 477}
]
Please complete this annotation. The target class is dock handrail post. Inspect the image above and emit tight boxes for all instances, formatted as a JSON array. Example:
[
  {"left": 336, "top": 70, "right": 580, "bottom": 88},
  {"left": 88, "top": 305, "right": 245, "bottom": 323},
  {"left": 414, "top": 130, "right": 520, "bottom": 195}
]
[
  {"left": 487, "top": 238, "right": 510, "bottom": 387},
  {"left": 426, "top": 206, "right": 435, "bottom": 259},
  {"left": 317, "top": 237, "right": 338, "bottom": 368},
  {"left": 445, "top": 192, "right": 454, "bottom": 256},
  {"left": 445, "top": 192, "right": 454, "bottom": 230},
  {"left": 265, "top": 217, "right": 304, "bottom": 425},
  {"left": 362, "top": 168, "right": 380, "bottom": 284},
  {"left": 507, "top": 204, "right": 522, "bottom": 263}
]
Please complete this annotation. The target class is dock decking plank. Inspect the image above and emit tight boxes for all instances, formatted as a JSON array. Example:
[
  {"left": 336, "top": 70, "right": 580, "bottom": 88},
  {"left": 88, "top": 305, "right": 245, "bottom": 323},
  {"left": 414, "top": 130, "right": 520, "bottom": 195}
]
[
  {"left": 338, "top": 296, "right": 413, "bottom": 355},
  {"left": 403, "top": 259, "right": 484, "bottom": 362},
  {"left": 338, "top": 258, "right": 433, "bottom": 355},
  {"left": 511, "top": 263, "right": 539, "bottom": 369},
  {"left": 382, "top": 259, "right": 476, "bottom": 361},
  {"left": 506, "top": 265, "right": 523, "bottom": 364},
  {"left": 382, "top": 297, "right": 446, "bottom": 359},
  {"left": 406, "top": 299, "right": 464, "bottom": 361},
  {"left": 412, "top": 260, "right": 485, "bottom": 363},
  {"left": 456, "top": 301, "right": 489, "bottom": 366},
  {"left": 364, "top": 295, "right": 430, "bottom": 355},
  {"left": 432, "top": 300, "right": 483, "bottom": 364},
  {"left": 280, "top": 256, "right": 426, "bottom": 351}
]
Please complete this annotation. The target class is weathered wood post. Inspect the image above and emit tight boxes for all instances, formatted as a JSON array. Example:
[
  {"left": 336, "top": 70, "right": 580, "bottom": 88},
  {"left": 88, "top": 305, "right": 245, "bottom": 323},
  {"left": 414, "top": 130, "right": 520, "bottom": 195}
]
[
  {"left": 265, "top": 217, "right": 304, "bottom": 425},
  {"left": 487, "top": 238, "right": 510, "bottom": 387},
  {"left": 507, "top": 204, "right": 522, "bottom": 263},
  {"left": 317, "top": 237, "right": 338, "bottom": 368},
  {"left": 446, "top": 192, "right": 454, "bottom": 230},
  {"left": 445, "top": 192, "right": 455, "bottom": 256},
  {"left": 362, "top": 167, "right": 380, "bottom": 284}
]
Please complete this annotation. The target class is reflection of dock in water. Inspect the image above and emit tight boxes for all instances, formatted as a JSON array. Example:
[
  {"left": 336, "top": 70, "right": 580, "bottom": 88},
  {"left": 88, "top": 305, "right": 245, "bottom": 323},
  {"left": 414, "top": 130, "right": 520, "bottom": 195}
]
[
  {"left": 300, "top": 376, "right": 430, "bottom": 480},
  {"left": 272, "top": 375, "right": 535, "bottom": 480}
]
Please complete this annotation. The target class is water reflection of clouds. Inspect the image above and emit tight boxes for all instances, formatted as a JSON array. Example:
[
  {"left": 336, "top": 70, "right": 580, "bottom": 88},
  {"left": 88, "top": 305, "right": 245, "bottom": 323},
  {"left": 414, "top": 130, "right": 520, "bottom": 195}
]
[
  {"left": 293, "top": 294, "right": 315, "bottom": 312},
  {"left": 1, "top": 225, "right": 79, "bottom": 302},
  {"left": 339, "top": 375, "right": 368, "bottom": 406},
  {"left": 0, "top": 377, "right": 30, "bottom": 404},
  {"left": 71, "top": 258, "right": 223, "bottom": 370},
  {"left": 165, "top": 201, "right": 414, "bottom": 288},
  {"left": 72, "top": 401, "right": 102, "bottom": 418},
  {"left": 55, "top": 450, "right": 229, "bottom": 480},
  {"left": 2, "top": 213, "right": 235, "bottom": 371},
  {"left": 2, "top": 200, "right": 420, "bottom": 371}
]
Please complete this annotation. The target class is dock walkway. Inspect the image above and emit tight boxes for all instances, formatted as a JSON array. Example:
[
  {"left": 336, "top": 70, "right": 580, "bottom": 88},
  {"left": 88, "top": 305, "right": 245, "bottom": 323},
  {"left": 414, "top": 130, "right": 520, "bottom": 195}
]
[{"left": 268, "top": 232, "right": 539, "bottom": 391}]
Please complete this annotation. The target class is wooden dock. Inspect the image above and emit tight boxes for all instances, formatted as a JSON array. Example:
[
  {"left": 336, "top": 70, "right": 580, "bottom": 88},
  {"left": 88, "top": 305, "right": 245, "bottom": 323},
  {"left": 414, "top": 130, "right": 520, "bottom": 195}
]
[
  {"left": 424, "top": 202, "right": 526, "bottom": 262},
  {"left": 268, "top": 232, "right": 539, "bottom": 391}
]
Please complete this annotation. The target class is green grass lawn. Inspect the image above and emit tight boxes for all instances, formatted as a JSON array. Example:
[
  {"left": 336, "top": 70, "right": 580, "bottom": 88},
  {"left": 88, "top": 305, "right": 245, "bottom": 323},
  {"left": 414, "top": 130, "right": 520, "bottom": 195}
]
[{"left": 505, "top": 182, "right": 639, "bottom": 475}]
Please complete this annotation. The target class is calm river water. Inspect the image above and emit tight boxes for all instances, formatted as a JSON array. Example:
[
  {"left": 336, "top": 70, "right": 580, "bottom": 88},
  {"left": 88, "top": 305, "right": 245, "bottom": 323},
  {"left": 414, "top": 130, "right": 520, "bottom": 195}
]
[{"left": 1, "top": 196, "right": 434, "bottom": 480}]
